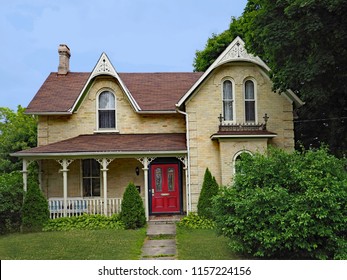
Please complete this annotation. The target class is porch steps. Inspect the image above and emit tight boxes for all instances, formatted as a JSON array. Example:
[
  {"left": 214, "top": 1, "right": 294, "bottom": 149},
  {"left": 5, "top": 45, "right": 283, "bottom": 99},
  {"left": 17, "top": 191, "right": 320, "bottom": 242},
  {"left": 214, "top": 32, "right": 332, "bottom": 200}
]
[{"left": 148, "top": 215, "right": 184, "bottom": 224}]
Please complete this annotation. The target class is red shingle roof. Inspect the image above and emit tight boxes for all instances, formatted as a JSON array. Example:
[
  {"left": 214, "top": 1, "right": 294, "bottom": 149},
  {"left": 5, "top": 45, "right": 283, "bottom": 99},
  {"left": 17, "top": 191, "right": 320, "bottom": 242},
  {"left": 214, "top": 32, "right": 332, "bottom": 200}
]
[
  {"left": 13, "top": 133, "right": 187, "bottom": 157},
  {"left": 26, "top": 72, "right": 203, "bottom": 114}
]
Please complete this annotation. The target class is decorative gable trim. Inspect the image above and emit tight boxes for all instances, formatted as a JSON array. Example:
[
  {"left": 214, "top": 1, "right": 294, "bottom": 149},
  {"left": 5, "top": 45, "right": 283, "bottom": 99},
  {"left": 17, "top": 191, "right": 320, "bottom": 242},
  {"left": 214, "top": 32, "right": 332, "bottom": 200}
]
[
  {"left": 176, "top": 36, "right": 304, "bottom": 108},
  {"left": 214, "top": 36, "right": 270, "bottom": 71},
  {"left": 70, "top": 53, "right": 141, "bottom": 113}
]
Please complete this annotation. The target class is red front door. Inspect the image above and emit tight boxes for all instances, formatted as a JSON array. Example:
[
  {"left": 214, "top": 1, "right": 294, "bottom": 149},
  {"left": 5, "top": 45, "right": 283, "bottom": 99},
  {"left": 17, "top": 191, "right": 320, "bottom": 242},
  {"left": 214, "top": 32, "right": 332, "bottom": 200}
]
[{"left": 151, "top": 163, "right": 180, "bottom": 213}]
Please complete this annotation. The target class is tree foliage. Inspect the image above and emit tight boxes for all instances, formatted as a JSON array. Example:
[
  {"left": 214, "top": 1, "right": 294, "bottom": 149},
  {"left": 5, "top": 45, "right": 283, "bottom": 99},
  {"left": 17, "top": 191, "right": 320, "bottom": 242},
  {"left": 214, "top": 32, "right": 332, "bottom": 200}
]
[
  {"left": 0, "top": 172, "right": 23, "bottom": 234},
  {"left": 0, "top": 106, "right": 37, "bottom": 173},
  {"left": 120, "top": 182, "right": 146, "bottom": 229},
  {"left": 213, "top": 147, "right": 347, "bottom": 259},
  {"left": 193, "top": 0, "right": 347, "bottom": 157},
  {"left": 197, "top": 168, "right": 219, "bottom": 219},
  {"left": 21, "top": 180, "right": 49, "bottom": 232},
  {"left": 193, "top": 17, "right": 245, "bottom": 72},
  {"left": 242, "top": 0, "right": 347, "bottom": 157}
]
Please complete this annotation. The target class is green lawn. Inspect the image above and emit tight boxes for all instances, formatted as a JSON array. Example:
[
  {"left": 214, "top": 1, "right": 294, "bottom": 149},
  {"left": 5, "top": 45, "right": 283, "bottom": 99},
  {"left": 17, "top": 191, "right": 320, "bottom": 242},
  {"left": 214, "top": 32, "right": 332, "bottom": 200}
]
[
  {"left": 0, "top": 229, "right": 146, "bottom": 260},
  {"left": 176, "top": 227, "right": 241, "bottom": 260},
  {"left": 1, "top": 227, "right": 241, "bottom": 260}
]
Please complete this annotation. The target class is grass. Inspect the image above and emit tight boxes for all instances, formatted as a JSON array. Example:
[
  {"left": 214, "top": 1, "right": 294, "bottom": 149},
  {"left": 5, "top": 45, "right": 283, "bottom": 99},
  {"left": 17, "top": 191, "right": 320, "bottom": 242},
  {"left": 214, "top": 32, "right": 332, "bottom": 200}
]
[
  {"left": 1, "top": 226, "right": 242, "bottom": 260},
  {"left": 176, "top": 227, "right": 241, "bottom": 260},
  {"left": 0, "top": 228, "right": 146, "bottom": 260}
]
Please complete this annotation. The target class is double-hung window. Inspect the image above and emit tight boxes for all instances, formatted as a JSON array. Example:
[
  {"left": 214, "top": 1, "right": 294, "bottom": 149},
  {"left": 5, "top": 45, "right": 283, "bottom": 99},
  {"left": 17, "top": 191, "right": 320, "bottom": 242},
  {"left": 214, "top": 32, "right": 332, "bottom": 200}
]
[
  {"left": 82, "top": 159, "right": 100, "bottom": 197},
  {"left": 98, "top": 91, "right": 116, "bottom": 129},
  {"left": 244, "top": 80, "right": 256, "bottom": 123},
  {"left": 223, "top": 80, "right": 234, "bottom": 121}
]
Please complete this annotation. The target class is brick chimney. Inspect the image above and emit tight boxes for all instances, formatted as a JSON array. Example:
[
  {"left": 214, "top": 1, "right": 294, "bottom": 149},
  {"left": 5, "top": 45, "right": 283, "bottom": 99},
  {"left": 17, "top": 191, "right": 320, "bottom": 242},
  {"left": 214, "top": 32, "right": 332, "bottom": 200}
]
[{"left": 58, "top": 44, "right": 71, "bottom": 75}]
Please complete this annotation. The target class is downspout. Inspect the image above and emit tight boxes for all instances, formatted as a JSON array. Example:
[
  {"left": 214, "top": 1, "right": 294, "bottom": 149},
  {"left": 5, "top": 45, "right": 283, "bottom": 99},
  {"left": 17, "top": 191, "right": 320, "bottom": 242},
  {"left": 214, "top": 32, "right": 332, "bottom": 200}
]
[{"left": 176, "top": 106, "right": 192, "bottom": 214}]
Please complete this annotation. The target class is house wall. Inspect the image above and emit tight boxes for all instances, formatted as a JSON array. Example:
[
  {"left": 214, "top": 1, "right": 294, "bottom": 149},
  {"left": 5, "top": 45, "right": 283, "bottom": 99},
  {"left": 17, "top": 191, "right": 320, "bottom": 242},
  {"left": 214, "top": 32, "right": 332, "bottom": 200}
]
[
  {"left": 185, "top": 62, "right": 295, "bottom": 211},
  {"left": 41, "top": 158, "right": 145, "bottom": 200},
  {"left": 37, "top": 76, "right": 185, "bottom": 146}
]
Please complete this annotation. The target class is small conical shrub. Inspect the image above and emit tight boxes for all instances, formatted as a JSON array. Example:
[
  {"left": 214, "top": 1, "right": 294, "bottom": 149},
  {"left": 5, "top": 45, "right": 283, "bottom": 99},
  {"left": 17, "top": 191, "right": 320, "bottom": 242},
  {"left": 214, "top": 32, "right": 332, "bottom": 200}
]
[
  {"left": 21, "top": 180, "right": 49, "bottom": 232},
  {"left": 120, "top": 182, "right": 146, "bottom": 229},
  {"left": 197, "top": 168, "right": 219, "bottom": 219}
]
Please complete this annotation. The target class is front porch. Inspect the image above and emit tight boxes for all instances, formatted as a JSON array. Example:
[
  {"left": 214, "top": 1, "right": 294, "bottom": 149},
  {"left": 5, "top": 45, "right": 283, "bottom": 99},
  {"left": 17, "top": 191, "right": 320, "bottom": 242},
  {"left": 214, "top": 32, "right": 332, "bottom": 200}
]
[{"left": 12, "top": 132, "right": 191, "bottom": 221}]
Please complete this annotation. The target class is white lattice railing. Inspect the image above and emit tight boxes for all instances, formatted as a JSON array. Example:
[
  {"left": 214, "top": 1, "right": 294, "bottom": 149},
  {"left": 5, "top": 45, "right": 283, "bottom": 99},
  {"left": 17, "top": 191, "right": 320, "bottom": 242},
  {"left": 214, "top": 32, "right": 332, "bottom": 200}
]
[{"left": 48, "top": 197, "right": 122, "bottom": 219}]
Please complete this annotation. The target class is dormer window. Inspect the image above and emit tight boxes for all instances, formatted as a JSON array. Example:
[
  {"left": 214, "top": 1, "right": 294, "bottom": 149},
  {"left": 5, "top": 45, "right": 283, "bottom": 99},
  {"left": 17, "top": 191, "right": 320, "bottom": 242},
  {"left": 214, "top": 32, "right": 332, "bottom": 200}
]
[
  {"left": 98, "top": 91, "right": 116, "bottom": 129},
  {"left": 244, "top": 80, "right": 256, "bottom": 123},
  {"left": 223, "top": 80, "right": 234, "bottom": 121}
]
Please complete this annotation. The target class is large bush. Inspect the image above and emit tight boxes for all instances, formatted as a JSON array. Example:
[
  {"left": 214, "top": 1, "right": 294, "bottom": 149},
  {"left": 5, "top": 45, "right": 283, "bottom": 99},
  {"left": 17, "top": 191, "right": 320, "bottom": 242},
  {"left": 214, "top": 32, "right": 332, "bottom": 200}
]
[
  {"left": 213, "top": 147, "right": 347, "bottom": 259},
  {"left": 21, "top": 181, "right": 49, "bottom": 232},
  {"left": 197, "top": 168, "right": 219, "bottom": 219},
  {"left": 120, "top": 182, "right": 146, "bottom": 229},
  {"left": 0, "top": 172, "right": 23, "bottom": 234}
]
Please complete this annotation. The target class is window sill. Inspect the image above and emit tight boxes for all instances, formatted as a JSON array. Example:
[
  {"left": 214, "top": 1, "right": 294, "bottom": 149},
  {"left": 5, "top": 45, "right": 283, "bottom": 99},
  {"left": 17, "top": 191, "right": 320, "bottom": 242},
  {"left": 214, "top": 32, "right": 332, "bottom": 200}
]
[{"left": 94, "top": 129, "right": 119, "bottom": 134}]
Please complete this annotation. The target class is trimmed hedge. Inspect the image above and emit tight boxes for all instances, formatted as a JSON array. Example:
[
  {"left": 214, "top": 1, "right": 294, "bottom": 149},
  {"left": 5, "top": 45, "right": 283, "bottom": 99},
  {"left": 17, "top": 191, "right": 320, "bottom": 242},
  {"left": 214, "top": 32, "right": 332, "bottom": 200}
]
[
  {"left": 119, "top": 182, "right": 146, "bottom": 229},
  {"left": 21, "top": 180, "right": 49, "bottom": 232},
  {"left": 197, "top": 168, "right": 219, "bottom": 219}
]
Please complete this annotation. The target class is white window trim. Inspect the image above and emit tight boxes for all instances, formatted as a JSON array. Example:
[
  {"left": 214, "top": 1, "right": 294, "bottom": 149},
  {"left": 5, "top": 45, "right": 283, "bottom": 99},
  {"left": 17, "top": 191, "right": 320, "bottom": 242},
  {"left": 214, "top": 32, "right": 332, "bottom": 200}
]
[
  {"left": 221, "top": 77, "right": 236, "bottom": 124},
  {"left": 243, "top": 77, "right": 258, "bottom": 124},
  {"left": 95, "top": 88, "right": 118, "bottom": 132}
]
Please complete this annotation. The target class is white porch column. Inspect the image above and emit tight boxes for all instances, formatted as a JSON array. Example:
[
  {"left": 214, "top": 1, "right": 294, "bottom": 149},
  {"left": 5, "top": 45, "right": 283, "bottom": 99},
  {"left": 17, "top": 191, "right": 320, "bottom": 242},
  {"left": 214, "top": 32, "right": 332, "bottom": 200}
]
[
  {"left": 96, "top": 158, "right": 114, "bottom": 216},
  {"left": 143, "top": 158, "right": 149, "bottom": 221},
  {"left": 21, "top": 159, "right": 34, "bottom": 193},
  {"left": 137, "top": 157, "right": 155, "bottom": 221},
  {"left": 22, "top": 159, "right": 29, "bottom": 193},
  {"left": 57, "top": 159, "right": 74, "bottom": 217}
]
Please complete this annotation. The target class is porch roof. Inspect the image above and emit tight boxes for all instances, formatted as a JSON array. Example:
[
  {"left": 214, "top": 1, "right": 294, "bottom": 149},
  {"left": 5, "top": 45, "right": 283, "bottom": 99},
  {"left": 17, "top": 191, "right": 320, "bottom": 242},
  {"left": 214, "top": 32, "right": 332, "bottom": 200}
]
[
  {"left": 210, "top": 130, "right": 277, "bottom": 139},
  {"left": 12, "top": 133, "right": 187, "bottom": 158}
]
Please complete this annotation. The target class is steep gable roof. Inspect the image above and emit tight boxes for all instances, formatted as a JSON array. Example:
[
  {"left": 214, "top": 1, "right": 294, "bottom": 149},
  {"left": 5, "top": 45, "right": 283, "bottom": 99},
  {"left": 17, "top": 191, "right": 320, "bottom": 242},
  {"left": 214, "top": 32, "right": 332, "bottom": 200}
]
[
  {"left": 26, "top": 52, "right": 203, "bottom": 115},
  {"left": 176, "top": 36, "right": 304, "bottom": 108}
]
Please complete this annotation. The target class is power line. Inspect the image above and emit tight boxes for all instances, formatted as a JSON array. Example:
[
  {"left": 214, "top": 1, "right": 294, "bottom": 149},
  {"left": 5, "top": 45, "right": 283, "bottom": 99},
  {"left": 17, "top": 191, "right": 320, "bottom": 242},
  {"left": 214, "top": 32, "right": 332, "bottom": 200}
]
[{"left": 294, "top": 117, "right": 347, "bottom": 123}]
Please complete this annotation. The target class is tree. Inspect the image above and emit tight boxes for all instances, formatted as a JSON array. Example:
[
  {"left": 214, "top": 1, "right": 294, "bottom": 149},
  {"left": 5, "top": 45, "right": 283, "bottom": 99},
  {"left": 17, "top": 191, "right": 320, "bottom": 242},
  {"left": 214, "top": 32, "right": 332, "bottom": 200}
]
[
  {"left": 120, "top": 182, "right": 146, "bottom": 229},
  {"left": 0, "top": 172, "right": 23, "bottom": 234},
  {"left": 243, "top": 0, "right": 347, "bottom": 157},
  {"left": 197, "top": 168, "right": 219, "bottom": 219},
  {"left": 193, "top": 17, "right": 245, "bottom": 72},
  {"left": 193, "top": 1, "right": 347, "bottom": 157},
  {"left": 0, "top": 106, "right": 37, "bottom": 173},
  {"left": 21, "top": 180, "right": 49, "bottom": 232},
  {"left": 213, "top": 147, "right": 347, "bottom": 259}
]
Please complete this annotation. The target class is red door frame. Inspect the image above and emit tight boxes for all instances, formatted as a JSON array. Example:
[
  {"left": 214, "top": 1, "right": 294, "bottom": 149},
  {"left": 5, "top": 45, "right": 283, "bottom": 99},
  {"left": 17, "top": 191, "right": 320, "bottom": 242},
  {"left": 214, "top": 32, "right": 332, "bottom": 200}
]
[{"left": 149, "top": 160, "right": 182, "bottom": 215}]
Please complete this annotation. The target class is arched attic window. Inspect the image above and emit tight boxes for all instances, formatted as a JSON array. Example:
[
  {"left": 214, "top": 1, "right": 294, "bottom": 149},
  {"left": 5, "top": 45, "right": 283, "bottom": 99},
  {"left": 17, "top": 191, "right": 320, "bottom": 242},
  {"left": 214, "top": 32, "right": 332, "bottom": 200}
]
[
  {"left": 98, "top": 91, "right": 116, "bottom": 129},
  {"left": 223, "top": 80, "right": 234, "bottom": 121},
  {"left": 244, "top": 80, "right": 256, "bottom": 123}
]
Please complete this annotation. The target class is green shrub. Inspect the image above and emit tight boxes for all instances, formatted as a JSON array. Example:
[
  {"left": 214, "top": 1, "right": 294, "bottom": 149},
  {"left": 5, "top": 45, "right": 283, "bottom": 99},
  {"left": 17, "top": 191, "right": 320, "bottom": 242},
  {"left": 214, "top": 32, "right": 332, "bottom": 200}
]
[
  {"left": 21, "top": 180, "right": 49, "bottom": 232},
  {"left": 43, "top": 214, "right": 124, "bottom": 231},
  {"left": 0, "top": 172, "right": 23, "bottom": 234},
  {"left": 213, "top": 147, "right": 347, "bottom": 259},
  {"left": 197, "top": 168, "right": 219, "bottom": 219},
  {"left": 120, "top": 182, "right": 146, "bottom": 229},
  {"left": 177, "top": 213, "right": 215, "bottom": 229}
]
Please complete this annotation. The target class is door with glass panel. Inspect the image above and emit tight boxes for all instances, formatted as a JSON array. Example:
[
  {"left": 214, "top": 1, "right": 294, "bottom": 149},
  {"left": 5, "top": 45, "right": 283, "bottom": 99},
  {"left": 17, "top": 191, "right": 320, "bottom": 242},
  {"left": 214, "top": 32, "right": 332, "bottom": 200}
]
[{"left": 150, "top": 163, "right": 180, "bottom": 213}]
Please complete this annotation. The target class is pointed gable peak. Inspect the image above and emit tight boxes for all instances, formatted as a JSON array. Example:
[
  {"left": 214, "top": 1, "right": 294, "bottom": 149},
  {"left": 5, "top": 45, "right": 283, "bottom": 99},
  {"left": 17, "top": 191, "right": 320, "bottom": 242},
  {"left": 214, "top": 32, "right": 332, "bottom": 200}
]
[
  {"left": 213, "top": 36, "right": 270, "bottom": 71},
  {"left": 91, "top": 52, "right": 117, "bottom": 78}
]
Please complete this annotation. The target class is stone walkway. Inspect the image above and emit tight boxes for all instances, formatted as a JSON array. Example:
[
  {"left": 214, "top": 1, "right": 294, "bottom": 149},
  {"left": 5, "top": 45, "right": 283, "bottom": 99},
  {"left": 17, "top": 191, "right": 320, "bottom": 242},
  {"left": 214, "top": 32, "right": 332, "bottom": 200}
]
[{"left": 140, "top": 216, "right": 181, "bottom": 260}]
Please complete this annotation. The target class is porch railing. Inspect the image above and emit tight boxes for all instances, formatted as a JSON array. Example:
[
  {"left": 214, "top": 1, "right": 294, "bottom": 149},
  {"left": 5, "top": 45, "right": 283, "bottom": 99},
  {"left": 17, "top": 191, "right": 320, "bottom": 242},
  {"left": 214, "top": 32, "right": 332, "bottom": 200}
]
[{"left": 48, "top": 197, "right": 122, "bottom": 219}]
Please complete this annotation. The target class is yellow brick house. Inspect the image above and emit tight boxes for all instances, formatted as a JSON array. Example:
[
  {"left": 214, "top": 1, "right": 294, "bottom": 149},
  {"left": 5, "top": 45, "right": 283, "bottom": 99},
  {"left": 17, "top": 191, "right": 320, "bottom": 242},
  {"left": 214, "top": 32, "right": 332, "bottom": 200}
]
[{"left": 13, "top": 37, "right": 303, "bottom": 220}]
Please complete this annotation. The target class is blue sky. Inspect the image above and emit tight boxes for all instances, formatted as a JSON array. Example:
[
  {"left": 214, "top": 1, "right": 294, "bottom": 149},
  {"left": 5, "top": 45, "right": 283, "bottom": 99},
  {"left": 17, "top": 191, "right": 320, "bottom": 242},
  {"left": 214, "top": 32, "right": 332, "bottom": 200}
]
[{"left": 0, "top": 0, "right": 247, "bottom": 110}]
